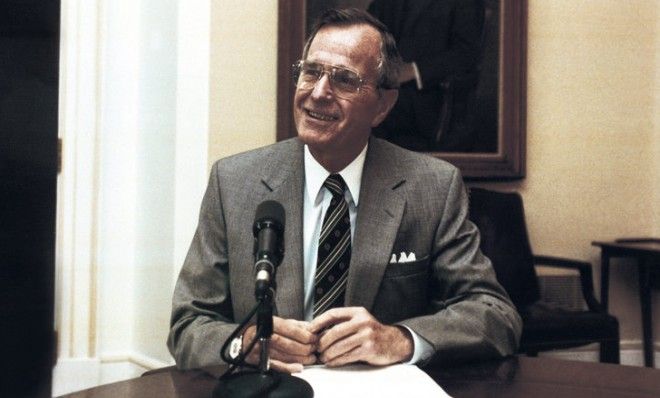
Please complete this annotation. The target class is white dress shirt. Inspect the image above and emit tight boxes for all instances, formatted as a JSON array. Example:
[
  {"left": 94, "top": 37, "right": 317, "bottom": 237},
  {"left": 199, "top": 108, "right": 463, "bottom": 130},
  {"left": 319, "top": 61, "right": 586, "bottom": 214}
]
[{"left": 302, "top": 144, "right": 433, "bottom": 364}]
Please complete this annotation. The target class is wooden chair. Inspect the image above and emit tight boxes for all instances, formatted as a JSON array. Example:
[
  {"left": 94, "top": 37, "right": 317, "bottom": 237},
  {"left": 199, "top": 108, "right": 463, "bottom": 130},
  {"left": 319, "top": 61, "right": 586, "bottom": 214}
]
[{"left": 468, "top": 188, "right": 620, "bottom": 363}]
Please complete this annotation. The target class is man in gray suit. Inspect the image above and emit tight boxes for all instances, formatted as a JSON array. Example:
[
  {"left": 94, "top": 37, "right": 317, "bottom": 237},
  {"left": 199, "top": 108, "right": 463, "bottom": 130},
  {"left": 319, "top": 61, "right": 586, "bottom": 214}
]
[{"left": 168, "top": 8, "right": 521, "bottom": 373}]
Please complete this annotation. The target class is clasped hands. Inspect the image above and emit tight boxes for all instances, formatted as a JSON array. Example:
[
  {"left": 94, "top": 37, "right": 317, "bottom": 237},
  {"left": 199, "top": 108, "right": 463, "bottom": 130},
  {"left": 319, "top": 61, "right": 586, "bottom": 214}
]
[{"left": 241, "top": 307, "right": 413, "bottom": 373}]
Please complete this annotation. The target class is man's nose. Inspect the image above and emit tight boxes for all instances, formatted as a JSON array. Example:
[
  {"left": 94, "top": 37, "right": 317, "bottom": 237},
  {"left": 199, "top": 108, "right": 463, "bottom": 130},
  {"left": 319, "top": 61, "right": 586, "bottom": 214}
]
[{"left": 310, "top": 74, "right": 334, "bottom": 100}]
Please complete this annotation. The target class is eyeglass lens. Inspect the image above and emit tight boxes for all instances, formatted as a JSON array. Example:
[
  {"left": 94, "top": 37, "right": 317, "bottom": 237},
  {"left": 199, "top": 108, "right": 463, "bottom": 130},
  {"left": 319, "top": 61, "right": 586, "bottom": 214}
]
[{"left": 293, "top": 61, "right": 363, "bottom": 97}]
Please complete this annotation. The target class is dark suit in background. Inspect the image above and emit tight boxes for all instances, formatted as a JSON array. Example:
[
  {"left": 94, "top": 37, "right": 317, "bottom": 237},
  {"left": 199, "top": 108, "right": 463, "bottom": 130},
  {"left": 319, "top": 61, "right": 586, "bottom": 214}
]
[{"left": 369, "top": 0, "right": 484, "bottom": 152}]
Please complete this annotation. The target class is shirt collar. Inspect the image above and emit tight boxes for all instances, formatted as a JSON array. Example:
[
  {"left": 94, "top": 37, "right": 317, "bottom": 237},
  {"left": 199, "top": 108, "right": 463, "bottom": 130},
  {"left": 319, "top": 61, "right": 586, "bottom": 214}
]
[{"left": 303, "top": 143, "right": 368, "bottom": 206}]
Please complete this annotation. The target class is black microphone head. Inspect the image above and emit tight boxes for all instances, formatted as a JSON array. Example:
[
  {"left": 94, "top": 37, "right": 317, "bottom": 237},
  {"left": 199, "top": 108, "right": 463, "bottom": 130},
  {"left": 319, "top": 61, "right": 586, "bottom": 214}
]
[
  {"left": 253, "top": 200, "right": 285, "bottom": 281},
  {"left": 253, "top": 200, "right": 285, "bottom": 235}
]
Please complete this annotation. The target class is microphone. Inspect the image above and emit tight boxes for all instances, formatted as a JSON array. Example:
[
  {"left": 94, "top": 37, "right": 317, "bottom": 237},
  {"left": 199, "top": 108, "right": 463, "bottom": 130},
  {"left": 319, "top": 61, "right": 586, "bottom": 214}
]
[
  {"left": 253, "top": 200, "right": 284, "bottom": 300},
  {"left": 214, "top": 200, "right": 313, "bottom": 398}
]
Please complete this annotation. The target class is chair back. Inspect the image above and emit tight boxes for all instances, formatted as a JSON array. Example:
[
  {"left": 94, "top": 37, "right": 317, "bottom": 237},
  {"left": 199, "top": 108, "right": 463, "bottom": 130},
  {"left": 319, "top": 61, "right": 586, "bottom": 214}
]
[{"left": 468, "top": 188, "right": 540, "bottom": 308}]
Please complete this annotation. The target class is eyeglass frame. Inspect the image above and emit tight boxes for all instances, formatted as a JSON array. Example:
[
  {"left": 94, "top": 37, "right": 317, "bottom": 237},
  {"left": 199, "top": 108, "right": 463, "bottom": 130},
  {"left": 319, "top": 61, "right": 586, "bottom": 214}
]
[{"left": 291, "top": 59, "right": 380, "bottom": 99}]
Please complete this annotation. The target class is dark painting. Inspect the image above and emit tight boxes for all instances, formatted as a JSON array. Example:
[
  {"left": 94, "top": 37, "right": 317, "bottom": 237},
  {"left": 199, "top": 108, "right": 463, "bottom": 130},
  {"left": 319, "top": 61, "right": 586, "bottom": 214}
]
[{"left": 277, "top": 0, "right": 526, "bottom": 179}]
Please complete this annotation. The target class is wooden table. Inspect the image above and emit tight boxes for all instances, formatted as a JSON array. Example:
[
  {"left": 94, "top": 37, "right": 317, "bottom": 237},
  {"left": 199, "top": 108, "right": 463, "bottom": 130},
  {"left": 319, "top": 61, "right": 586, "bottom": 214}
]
[
  {"left": 593, "top": 238, "right": 660, "bottom": 368},
  {"left": 58, "top": 356, "right": 660, "bottom": 398}
]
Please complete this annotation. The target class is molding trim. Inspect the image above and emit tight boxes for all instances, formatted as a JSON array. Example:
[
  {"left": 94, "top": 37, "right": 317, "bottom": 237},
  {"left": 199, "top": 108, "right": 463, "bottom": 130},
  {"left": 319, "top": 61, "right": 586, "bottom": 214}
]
[
  {"left": 538, "top": 340, "right": 659, "bottom": 368},
  {"left": 54, "top": 352, "right": 174, "bottom": 396},
  {"left": 620, "top": 339, "right": 660, "bottom": 351},
  {"left": 53, "top": 357, "right": 101, "bottom": 396},
  {"left": 100, "top": 351, "right": 174, "bottom": 370},
  {"left": 56, "top": 0, "right": 103, "bottom": 359}
]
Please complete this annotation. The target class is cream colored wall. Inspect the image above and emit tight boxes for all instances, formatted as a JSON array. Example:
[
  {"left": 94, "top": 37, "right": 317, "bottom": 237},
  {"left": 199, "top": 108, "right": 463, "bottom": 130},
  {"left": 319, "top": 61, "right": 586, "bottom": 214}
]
[
  {"left": 479, "top": 0, "right": 659, "bottom": 346},
  {"left": 526, "top": 0, "right": 656, "bottom": 252},
  {"left": 654, "top": 8, "right": 660, "bottom": 238},
  {"left": 208, "top": 0, "right": 278, "bottom": 164}
]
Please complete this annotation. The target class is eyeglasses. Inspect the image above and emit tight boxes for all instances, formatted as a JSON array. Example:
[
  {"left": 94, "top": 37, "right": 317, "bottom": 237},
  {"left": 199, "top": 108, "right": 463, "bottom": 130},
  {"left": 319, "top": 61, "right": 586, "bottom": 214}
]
[{"left": 292, "top": 60, "right": 373, "bottom": 99}]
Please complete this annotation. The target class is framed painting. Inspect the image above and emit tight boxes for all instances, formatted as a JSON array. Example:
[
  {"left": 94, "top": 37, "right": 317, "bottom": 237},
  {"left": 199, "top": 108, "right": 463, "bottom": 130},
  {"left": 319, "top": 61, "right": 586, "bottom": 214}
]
[{"left": 277, "top": 0, "right": 527, "bottom": 179}]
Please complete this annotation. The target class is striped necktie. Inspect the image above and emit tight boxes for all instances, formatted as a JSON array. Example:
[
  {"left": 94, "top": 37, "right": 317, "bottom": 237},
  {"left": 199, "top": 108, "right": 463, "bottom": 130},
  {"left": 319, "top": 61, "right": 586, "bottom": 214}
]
[{"left": 313, "top": 174, "right": 351, "bottom": 317}]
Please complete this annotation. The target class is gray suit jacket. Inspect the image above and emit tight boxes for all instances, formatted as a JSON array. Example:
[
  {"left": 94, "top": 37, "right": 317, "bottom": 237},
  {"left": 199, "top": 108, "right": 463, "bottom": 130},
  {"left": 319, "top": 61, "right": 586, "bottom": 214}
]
[{"left": 168, "top": 137, "right": 521, "bottom": 369}]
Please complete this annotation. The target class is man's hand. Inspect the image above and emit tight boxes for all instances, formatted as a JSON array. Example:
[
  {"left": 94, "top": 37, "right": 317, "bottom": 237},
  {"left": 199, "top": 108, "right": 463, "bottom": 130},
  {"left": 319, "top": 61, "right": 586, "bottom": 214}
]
[
  {"left": 243, "top": 316, "right": 317, "bottom": 373},
  {"left": 309, "top": 307, "right": 414, "bottom": 367}
]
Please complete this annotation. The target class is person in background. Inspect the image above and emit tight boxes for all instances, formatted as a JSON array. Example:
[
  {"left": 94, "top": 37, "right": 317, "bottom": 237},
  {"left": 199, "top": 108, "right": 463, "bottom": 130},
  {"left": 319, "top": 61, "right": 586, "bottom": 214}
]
[{"left": 368, "top": 0, "right": 485, "bottom": 152}]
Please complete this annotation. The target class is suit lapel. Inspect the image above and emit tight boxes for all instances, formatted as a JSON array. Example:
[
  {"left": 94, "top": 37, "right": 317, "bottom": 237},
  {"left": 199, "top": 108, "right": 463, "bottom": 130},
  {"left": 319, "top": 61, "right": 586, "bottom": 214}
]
[
  {"left": 250, "top": 139, "right": 409, "bottom": 317},
  {"left": 256, "top": 139, "right": 306, "bottom": 320},
  {"left": 345, "top": 139, "right": 406, "bottom": 311}
]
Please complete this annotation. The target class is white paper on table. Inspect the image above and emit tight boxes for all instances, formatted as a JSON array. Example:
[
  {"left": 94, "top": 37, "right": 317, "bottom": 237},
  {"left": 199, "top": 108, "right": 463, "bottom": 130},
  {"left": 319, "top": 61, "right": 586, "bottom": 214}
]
[{"left": 292, "top": 364, "right": 452, "bottom": 398}]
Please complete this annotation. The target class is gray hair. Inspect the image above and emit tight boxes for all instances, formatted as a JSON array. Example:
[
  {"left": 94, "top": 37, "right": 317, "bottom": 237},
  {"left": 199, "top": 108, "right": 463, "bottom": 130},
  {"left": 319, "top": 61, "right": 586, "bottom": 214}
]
[{"left": 303, "top": 8, "right": 402, "bottom": 89}]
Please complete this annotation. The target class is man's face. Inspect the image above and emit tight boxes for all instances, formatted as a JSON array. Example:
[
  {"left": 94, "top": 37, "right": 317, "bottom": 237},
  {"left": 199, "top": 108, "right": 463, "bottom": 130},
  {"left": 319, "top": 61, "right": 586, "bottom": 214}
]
[{"left": 294, "top": 24, "right": 393, "bottom": 160}]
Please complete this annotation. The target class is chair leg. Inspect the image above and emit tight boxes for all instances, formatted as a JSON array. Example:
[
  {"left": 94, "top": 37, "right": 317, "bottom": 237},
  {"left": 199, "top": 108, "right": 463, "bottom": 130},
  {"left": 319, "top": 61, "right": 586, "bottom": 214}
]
[{"left": 599, "top": 340, "right": 620, "bottom": 364}]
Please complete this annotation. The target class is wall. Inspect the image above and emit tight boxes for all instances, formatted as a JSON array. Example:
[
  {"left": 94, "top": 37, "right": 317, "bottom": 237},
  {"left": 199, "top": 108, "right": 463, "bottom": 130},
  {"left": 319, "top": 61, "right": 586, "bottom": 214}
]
[
  {"left": 94, "top": 0, "right": 179, "bottom": 369},
  {"left": 208, "top": 1, "right": 278, "bottom": 163},
  {"left": 55, "top": 0, "right": 278, "bottom": 395},
  {"left": 654, "top": 11, "right": 660, "bottom": 238},
  {"left": 479, "top": 0, "right": 659, "bottom": 357},
  {"left": 131, "top": 0, "right": 178, "bottom": 365}
]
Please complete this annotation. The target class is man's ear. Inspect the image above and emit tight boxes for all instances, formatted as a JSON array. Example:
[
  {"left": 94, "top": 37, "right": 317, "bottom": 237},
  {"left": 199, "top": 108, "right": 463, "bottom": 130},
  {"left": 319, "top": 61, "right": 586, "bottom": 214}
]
[{"left": 371, "top": 89, "right": 399, "bottom": 127}]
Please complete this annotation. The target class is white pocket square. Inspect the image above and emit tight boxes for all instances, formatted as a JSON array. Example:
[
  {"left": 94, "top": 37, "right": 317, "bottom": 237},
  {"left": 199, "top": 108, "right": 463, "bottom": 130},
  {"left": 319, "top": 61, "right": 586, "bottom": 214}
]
[{"left": 390, "top": 252, "right": 417, "bottom": 264}]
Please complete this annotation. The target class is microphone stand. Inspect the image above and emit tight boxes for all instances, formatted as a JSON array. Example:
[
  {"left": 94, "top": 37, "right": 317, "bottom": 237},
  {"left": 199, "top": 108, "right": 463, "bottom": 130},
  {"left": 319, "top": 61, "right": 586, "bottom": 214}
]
[{"left": 213, "top": 283, "right": 314, "bottom": 398}]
